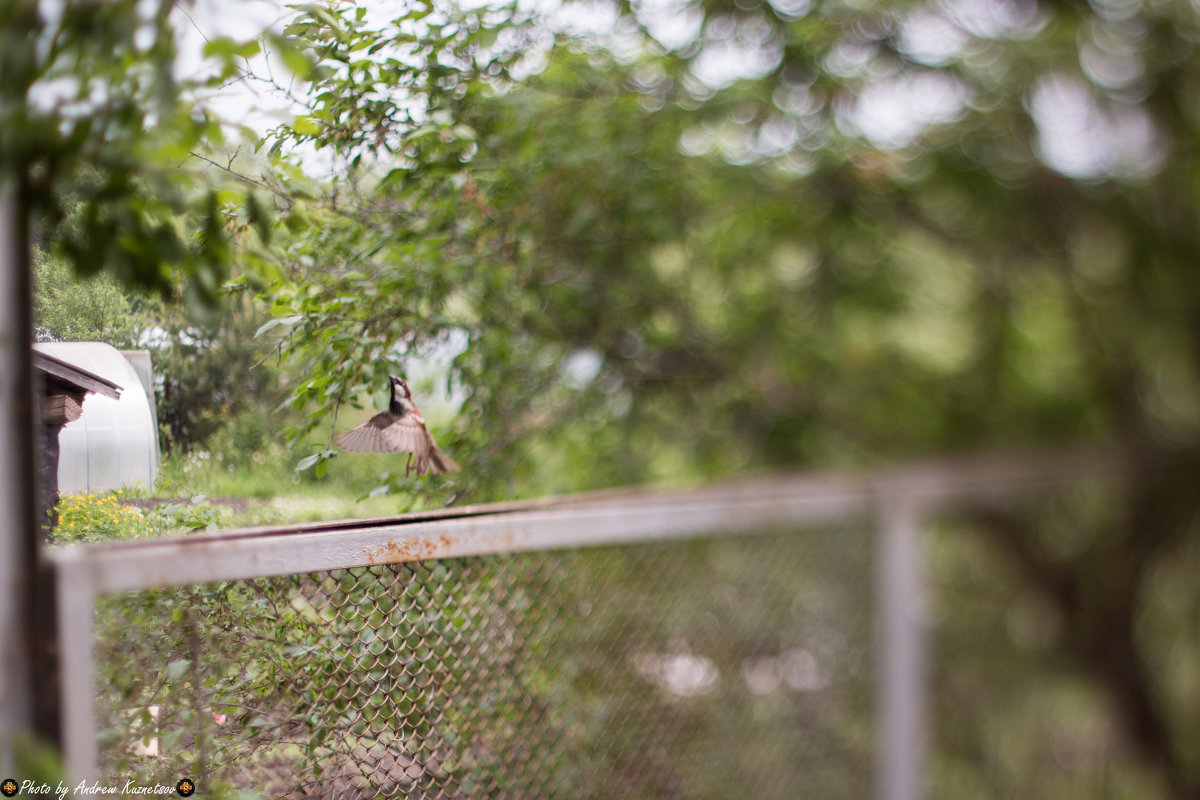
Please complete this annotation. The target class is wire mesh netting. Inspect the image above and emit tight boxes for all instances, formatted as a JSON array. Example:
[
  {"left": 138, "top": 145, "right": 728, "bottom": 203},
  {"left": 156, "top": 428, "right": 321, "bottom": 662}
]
[{"left": 94, "top": 525, "right": 875, "bottom": 798}]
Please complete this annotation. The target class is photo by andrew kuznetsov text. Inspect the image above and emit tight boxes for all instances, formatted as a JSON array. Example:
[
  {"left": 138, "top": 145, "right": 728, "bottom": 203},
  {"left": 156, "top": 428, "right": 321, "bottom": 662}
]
[{"left": 1, "top": 779, "right": 192, "bottom": 798}]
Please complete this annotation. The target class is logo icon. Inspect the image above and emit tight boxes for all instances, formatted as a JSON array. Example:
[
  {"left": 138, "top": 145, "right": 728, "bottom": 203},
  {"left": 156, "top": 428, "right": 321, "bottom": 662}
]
[
  {"left": 175, "top": 778, "right": 195, "bottom": 797},
  {"left": 0, "top": 778, "right": 16, "bottom": 798}
]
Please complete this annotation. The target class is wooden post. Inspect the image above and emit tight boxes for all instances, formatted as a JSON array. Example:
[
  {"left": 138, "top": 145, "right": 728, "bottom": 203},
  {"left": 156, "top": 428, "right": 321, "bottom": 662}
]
[{"left": 0, "top": 183, "right": 38, "bottom": 771}]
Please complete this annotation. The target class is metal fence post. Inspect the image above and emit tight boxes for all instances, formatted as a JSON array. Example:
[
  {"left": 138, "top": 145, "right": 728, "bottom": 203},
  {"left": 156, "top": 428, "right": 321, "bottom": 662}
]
[
  {"left": 56, "top": 561, "right": 98, "bottom": 782},
  {"left": 876, "top": 493, "right": 927, "bottom": 800}
]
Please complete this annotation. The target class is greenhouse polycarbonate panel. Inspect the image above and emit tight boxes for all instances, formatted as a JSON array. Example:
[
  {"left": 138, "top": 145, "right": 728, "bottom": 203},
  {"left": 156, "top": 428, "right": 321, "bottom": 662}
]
[
  {"left": 93, "top": 527, "right": 874, "bottom": 799},
  {"left": 119, "top": 350, "right": 161, "bottom": 478},
  {"left": 35, "top": 342, "right": 158, "bottom": 491}
]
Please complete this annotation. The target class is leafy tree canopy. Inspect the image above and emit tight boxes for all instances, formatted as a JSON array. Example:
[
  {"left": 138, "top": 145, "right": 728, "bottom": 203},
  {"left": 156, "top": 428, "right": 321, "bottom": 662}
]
[
  {"left": 32, "top": 247, "right": 146, "bottom": 347},
  {"left": 233, "top": 0, "right": 1200, "bottom": 494}
]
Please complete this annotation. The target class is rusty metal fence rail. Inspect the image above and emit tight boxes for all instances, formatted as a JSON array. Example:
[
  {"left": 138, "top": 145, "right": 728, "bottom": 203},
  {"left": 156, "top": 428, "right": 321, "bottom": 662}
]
[{"left": 45, "top": 450, "right": 1121, "bottom": 800}]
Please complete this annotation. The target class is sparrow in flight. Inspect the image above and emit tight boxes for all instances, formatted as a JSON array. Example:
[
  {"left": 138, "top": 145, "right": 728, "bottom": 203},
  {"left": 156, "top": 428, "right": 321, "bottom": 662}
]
[{"left": 336, "top": 375, "right": 460, "bottom": 476}]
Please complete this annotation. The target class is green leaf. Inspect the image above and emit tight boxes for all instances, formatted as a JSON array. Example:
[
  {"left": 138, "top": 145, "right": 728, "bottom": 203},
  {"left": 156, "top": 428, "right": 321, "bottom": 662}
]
[
  {"left": 307, "top": 6, "right": 350, "bottom": 41},
  {"left": 270, "top": 33, "right": 314, "bottom": 80},
  {"left": 203, "top": 37, "right": 260, "bottom": 60},
  {"left": 255, "top": 315, "right": 304, "bottom": 338},
  {"left": 291, "top": 116, "right": 322, "bottom": 136},
  {"left": 295, "top": 453, "right": 321, "bottom": 471}
]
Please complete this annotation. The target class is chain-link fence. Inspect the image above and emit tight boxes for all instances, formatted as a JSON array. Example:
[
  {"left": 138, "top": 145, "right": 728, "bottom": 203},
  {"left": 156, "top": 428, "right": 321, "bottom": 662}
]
[
  {"left": 51, "top": 454, "right": 1120, "bottom": 799},
  {"left": 94, "top": 525, "right": 874, "bottom": 799}
]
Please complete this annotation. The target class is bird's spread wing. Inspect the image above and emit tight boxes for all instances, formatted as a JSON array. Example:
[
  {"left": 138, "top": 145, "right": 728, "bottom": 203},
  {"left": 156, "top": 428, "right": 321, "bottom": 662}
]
[
  {"left": 380, "top": 414, "right": 430, "bottom": 454},
  {"left": 336, "top": 411, "right": 431, "bottom": 455},
  {"left": 335, "top": 413, "right": 395, "bottom": 454}
]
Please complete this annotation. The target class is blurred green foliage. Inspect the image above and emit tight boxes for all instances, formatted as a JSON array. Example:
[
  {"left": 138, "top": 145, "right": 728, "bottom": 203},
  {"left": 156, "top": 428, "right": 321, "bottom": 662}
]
[
  {"left": 0, "top": 0, "right": 245, "bottom": 309},
  {"left": 9, "top": 0, "right": 1200, "bottom": 797},
  {"left": 149, "top": 293, "right": 292, "bottom": 455},
  {"left": 94, "top": 581, "right": 270, "bottom": 800},
  {"left": 237, "top": 0, "right": 1199, "bottom": 498}
]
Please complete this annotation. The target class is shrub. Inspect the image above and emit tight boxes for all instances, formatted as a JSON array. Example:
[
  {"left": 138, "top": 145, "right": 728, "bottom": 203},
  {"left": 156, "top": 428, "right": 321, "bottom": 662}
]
[{"left": 52, "top": 491, "right": 154, "bottom": 543}]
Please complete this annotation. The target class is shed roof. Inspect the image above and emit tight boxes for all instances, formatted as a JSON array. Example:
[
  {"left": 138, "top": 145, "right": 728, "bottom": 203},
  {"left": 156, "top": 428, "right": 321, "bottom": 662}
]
[{"left": 33, "top": 349, "right": 122, "bottom": 400}]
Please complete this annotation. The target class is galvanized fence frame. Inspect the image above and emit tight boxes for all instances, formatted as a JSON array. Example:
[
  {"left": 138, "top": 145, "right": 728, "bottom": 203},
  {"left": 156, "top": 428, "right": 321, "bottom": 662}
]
[{"left": 45, "top": 449, "right": 1121, "bottom": 800}]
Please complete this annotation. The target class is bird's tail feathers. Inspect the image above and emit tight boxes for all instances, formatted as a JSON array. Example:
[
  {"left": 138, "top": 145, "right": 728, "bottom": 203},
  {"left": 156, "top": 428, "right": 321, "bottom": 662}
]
[{"left": 428, "top": 446, "right": 460, "bottom": 474}]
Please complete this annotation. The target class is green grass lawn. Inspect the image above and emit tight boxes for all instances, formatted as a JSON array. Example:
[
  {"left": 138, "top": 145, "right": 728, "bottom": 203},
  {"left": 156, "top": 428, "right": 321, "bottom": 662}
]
[{"left": 76, "top": 444, "right": 459, "bottom": 541}]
